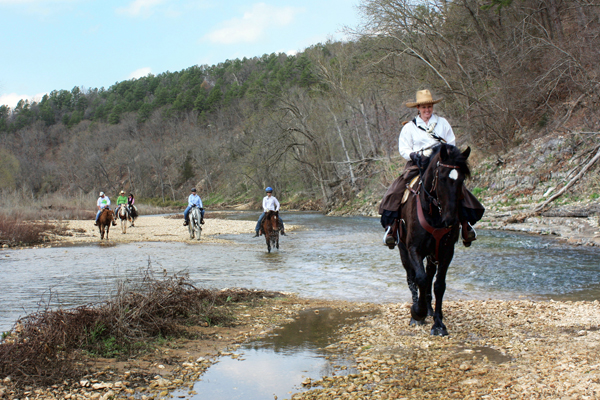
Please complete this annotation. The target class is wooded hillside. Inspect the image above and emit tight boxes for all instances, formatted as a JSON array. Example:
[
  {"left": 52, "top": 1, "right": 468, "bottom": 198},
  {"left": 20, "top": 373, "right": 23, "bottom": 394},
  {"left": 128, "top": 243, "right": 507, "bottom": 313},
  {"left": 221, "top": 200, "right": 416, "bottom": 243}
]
[{"left": 1, "top": 0, "right": 598, "bottom": 210}]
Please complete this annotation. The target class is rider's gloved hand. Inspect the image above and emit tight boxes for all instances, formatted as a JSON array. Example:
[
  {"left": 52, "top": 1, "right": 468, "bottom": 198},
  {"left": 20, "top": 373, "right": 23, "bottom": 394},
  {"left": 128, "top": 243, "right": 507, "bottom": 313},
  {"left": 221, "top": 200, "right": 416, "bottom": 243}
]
[{"left": 409, "top": 152, "right": 420, "bottom": 164}]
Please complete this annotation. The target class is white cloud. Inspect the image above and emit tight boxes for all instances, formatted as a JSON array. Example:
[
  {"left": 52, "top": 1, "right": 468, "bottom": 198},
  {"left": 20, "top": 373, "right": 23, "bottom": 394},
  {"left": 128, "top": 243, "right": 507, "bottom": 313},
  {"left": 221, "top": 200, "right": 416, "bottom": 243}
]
[
  {"left": 128, "top": 67, "right": 152, "bottom": 80},
  {"left": 204, "top": 3, "right": 301, "bottom": 45},
  {"left": 116, "top": 0, "right": 166, "bottom": 17},
  {"left": 0, "top": 92, "right": 48, "bottom": 109},
  {"left": 286, "top": 49, "right": 298, "bottom": 56}
]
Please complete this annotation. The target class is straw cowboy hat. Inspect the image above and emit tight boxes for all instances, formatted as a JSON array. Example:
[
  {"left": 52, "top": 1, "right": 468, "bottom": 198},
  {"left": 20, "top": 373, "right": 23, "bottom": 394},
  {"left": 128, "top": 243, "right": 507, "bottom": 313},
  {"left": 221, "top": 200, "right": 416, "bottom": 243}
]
[{"left": 405, "top": 89, "right": 443, "bottom": 108}]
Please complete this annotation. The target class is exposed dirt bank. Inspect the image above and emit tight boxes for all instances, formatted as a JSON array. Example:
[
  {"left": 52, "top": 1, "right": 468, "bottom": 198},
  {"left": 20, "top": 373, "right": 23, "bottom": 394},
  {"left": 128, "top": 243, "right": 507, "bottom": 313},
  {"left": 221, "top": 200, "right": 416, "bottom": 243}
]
[{"left": 2, "top": 296, "right": 599, "bottom": 399}]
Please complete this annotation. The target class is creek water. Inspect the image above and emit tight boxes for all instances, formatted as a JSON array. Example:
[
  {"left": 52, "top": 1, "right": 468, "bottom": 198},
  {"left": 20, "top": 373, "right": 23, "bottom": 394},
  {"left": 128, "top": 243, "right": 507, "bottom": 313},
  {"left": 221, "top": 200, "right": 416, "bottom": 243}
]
[{"left": 1, "top": 212, "right": 599, "bottom": 398}]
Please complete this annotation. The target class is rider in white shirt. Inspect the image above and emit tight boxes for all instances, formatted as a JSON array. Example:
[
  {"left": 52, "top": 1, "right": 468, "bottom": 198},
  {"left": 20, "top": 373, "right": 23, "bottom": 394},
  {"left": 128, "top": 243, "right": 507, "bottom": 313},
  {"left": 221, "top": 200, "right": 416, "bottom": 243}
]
[
  {"left": 379, "top": 89, "right": 484, "bottom": 249},
  {"left": 253, "top": 187, "right": 286, "bottom": 237},
  {"left": 95, "top": 191, "right": 117, "bottom": 226}
]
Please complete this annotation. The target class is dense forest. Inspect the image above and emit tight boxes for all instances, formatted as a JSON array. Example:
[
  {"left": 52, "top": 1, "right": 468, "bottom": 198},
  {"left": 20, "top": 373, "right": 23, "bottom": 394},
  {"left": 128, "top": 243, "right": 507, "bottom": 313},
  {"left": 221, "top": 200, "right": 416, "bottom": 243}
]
[{"left": 1, "top": 0, "right": 598, "bottom": 210}]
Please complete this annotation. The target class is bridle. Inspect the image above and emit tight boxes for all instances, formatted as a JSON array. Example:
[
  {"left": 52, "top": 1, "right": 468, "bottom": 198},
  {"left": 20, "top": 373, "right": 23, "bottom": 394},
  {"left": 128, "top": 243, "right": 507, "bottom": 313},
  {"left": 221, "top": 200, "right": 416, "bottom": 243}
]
[{"left": 408, "top": 158, "right": 462, "bottom": 261}]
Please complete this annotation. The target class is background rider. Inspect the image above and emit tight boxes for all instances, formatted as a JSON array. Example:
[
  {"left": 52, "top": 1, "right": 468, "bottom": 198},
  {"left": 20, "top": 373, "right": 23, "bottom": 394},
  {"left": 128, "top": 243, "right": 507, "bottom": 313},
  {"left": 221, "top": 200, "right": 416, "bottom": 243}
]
[
  {"left": 95, "top": 191, "right": 117, "bottom": 226},
  {"left": 183, "top": 188, "right": 204, "bottom": 226},
  {"left": 114, "top": 190, "right": 128, "bottom": 216},
  {"left": 254, "top": 187, "right": 286, "bottom": 237}
]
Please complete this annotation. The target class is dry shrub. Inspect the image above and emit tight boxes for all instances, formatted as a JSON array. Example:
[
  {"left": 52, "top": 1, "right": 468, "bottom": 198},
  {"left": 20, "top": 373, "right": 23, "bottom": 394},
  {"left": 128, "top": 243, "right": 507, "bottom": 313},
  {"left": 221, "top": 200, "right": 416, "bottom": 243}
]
[
  {"left": 0, "top": 213, "right": 63, "bottom": 246},
  {"left": 0, "top": 266, "right": 281, "bottom": 387}
]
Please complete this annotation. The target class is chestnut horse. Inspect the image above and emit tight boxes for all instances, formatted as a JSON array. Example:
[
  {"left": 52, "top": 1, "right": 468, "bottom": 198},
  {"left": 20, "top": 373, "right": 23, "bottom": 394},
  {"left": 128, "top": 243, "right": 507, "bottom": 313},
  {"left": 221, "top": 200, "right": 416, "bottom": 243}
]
[
  {"left": 397, "top": 143, "right": 471, "bottom": 336},
  {"left": 98, "top": 208, "right": 115, "bottom": 240},
  {"left": 261, "top": 210, "right": 280, "bottom": 253}
]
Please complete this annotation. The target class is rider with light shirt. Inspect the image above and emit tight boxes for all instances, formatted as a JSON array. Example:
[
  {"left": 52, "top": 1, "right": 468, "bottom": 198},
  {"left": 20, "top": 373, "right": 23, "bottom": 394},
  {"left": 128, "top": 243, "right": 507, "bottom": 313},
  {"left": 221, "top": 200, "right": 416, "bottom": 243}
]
[
  {"left": 253, "top": 187, "right": 286, "bottom": 237},
  {"left": 183, "top": 188, "right": 204, "bottom": 226},
  {"left": 95, "top": 191, "right": 117, "bottom": 226},
  {"left": 379, "top": 89, "right": 484, "bottom": 250}
]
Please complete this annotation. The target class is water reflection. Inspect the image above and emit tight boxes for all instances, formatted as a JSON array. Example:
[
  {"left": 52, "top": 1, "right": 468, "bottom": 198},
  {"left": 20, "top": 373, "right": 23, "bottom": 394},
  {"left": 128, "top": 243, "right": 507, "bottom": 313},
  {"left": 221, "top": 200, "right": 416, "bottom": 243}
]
[{"left": 169, "top": 308, "right": 368, "bottom": 400}]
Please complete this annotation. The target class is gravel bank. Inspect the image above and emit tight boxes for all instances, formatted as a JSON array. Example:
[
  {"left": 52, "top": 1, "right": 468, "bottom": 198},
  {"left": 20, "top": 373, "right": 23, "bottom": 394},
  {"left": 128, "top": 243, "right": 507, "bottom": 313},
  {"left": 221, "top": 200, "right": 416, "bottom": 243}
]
[
  {"left": 47, "top": 215, "right": 269, "bottom": 246},
  {"left": 2, "top": 297, "right": 599, "bottom": 399}
]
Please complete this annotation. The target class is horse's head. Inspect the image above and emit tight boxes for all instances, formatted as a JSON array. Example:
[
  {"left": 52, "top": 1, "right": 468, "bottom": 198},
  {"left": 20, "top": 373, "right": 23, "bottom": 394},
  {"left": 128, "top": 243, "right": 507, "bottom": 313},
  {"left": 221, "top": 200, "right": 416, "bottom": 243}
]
[
  {"left": 424, "top": 144, "right": 471, "bottom": 227},
  {"left": 265, "top": 210, "right": 279, "bottom": 231}
]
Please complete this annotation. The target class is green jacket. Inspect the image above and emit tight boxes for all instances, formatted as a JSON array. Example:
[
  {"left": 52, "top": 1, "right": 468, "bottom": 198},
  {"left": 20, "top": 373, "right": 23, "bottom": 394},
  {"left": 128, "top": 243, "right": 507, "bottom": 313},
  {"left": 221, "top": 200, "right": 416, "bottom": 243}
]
[{"left": 116, "top": 195, "right": 128, "bottom": 205}]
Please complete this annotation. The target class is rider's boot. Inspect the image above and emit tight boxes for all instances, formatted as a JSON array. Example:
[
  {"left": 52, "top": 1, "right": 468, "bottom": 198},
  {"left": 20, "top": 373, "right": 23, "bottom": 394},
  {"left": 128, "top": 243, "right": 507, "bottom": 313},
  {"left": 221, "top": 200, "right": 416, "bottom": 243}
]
[
  {"left": 461, "top": 221, "right": 477, "bottom": 247},
  {"left": 183, "top": 220, "right": 189, "bottom": 226},
  {"left": 252, "top": 231, "right": 259, "bottom": 238},
  {"left": 200, "top": 218, "right": 205, "bottom": 225},
  {"left": 94, "top": 221, "right": 98, "bottom": 226},
  {"left": 383, "top": 220, "right": 399, "bottom": 250},
  {"left": 280, "top": 230, "right": 286, "bottom": 236}
]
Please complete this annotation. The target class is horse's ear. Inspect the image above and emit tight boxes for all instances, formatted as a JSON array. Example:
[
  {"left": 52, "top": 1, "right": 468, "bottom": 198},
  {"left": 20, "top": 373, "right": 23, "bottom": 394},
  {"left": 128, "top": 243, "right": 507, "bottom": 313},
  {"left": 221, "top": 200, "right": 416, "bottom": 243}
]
[
  {"left": 440, "top": 143, "right": 449, "bottom": 161},
  {"left": 462, "top": 146, "right": 471, "bottom": 160}
]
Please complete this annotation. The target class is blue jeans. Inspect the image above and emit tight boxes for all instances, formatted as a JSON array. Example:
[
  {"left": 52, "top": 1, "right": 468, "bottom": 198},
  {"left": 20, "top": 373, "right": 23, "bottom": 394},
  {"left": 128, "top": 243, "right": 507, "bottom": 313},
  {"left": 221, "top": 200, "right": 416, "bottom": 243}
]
[
  {"left": 255, "top": 212, "right": 284, "bottom": 233},
  {"left": 184, "top": 206, "right": 205, "bottom": 222}
]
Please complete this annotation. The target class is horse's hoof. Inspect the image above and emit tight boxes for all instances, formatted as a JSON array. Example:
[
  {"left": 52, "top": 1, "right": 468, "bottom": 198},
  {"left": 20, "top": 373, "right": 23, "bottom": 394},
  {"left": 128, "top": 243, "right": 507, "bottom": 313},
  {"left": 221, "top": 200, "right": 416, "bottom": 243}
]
[
  {"left": 409, "top": 318, "right": 426, "bottom": 326},
  {"left": 430, "top": 326, "right": 448, "bottom": 336}
]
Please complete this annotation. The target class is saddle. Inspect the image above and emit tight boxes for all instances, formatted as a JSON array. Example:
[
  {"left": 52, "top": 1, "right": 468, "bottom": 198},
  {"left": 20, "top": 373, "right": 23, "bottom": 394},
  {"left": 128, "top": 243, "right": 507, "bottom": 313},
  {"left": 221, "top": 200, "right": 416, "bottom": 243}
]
[{"left": 401, "top": 176, "right": 420, "bottom": 204}]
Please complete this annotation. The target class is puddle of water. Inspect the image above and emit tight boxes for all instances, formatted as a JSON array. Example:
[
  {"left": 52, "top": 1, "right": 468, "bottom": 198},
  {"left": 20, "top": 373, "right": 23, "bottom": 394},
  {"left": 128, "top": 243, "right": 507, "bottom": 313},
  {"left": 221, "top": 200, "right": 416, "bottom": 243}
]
[
  {"left": 452, "top": 345, "right": 512, "bottom": 364},
  {"left": 168, "top": 307, "right": 372, "bottom": 400}
]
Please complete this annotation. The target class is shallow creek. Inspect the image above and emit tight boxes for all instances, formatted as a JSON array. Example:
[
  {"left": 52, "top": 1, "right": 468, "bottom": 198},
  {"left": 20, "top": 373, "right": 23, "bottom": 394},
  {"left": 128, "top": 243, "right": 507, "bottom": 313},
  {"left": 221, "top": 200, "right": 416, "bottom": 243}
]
[{"left": 1, "top": 212, "right": 599, "bottom": 398}]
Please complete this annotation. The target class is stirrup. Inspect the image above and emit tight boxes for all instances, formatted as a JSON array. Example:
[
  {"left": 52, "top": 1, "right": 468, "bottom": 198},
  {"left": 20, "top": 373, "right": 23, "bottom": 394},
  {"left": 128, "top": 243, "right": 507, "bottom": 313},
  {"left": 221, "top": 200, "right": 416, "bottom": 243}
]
[
  {"left": 383, "top": 226, "right": 397, "bottom": 249},
  {"left": 462, "top": 223, "right": 477, "bottom": 247}
]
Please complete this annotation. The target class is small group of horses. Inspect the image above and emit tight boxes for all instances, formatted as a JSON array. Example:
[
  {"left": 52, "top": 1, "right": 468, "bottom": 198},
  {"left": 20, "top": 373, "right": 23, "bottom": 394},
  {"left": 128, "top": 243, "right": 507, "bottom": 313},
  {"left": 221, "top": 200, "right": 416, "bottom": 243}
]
[
  {"left": 97, "top": 204, "right": 138, "bottom": 240},
  {"left": 95, "top": 143, "right": 472, "bottom": 337}
]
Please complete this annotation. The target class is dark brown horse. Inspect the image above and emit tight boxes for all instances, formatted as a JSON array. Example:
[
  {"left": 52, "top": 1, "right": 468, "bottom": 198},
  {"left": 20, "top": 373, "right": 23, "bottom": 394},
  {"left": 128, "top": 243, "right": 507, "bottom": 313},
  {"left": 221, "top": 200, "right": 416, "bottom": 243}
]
[
  {"left": 398, "top": 143, "right": 471, "bottom": 336},
  {"left": 98, "top": 208, "right": 115, "bottom": 240},
  {"left": 261, "top": 210, "right": 280, "bottom": 253}
]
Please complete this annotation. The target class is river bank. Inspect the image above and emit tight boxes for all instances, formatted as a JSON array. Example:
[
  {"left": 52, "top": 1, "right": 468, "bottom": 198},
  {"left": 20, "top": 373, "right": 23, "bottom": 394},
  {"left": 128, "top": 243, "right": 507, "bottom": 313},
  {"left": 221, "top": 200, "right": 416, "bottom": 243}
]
[
  {"left": 23, "top": 213, "right": 298, "bottom": 248},
  {"left": 2, "top": 295, "right": 599, "bottom": 399}
]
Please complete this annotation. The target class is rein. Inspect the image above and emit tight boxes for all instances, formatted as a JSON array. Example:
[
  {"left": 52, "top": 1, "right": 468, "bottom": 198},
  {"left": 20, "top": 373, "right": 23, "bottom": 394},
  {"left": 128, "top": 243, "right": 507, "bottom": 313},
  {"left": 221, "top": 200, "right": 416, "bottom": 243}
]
[{"left": 409, "top": 159, "right": 462, "bottom": 261}]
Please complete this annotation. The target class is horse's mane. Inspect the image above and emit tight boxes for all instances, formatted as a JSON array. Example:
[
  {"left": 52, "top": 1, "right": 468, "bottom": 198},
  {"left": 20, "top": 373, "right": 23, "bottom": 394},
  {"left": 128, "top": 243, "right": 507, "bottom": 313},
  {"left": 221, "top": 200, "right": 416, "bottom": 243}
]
[{"left": 427, "top": 144, "right": 471, "bottom": 177}]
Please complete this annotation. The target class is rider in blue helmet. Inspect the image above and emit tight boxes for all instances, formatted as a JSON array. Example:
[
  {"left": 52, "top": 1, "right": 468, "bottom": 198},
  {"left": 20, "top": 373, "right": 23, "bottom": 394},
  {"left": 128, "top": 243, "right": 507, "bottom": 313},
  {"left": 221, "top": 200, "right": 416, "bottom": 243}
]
[
  {"left": 253, "top": 187, "right": 285, "bottom": 237},
  {"left": 183, "top": 188, "right": 205, "bottom": 226}
]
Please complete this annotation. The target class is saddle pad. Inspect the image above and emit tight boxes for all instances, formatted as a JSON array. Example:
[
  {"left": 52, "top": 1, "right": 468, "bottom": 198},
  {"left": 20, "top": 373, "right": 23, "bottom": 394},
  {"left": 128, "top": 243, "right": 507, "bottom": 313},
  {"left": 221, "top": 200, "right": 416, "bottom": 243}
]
[{"left": 402, "top": 176, "right": 420, "bottom": 204}]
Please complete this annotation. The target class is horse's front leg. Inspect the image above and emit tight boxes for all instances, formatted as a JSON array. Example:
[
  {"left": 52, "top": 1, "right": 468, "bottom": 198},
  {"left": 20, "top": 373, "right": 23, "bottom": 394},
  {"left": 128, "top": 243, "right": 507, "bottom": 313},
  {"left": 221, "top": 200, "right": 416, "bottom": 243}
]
[
  {"left": 431, "top": 260, "right": 450, "bottom": 336},
  {"left": 399, "top": 243, "right": 419, "bottom": 304},
  {"left": 425, "top": 257, "right": 437, "bottom": 317},
  {"left": 406, "top": 247, "right": 428, "bottom": 323}
]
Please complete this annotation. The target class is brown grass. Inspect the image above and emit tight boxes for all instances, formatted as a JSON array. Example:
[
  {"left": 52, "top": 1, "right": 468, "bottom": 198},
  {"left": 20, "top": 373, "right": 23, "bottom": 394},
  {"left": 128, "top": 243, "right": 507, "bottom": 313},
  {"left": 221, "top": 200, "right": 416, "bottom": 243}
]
[
  {"left": 0, "top": 212, "right": 67, "bottom": 246},
  {"left": 0, "top": 266, "right": 281, "bottom": 387}
]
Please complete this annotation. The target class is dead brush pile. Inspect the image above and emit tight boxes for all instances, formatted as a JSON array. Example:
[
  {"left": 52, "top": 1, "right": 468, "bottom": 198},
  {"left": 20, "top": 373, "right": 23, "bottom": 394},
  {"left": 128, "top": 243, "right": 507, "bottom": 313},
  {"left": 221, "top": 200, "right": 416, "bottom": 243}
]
[
  {"left": 0, "top": 212, "right": 65, "bottom": 246},
  {"left": 0, "top": 268, "right": 281, "bottom": 387}
]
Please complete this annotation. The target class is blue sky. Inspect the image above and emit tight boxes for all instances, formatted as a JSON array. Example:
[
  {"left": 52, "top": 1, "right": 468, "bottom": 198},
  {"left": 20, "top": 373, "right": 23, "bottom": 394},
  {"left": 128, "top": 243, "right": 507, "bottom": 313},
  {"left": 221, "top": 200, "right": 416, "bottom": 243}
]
[{"left": 0, "top": 0, "right": 361, "bottom": 109}]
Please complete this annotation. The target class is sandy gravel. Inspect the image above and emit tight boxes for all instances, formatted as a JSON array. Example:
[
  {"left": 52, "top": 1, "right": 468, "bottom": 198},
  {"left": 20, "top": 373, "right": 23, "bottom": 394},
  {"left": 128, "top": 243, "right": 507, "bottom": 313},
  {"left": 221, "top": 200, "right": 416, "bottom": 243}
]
[
  {"left": 5, "top": 296, "right": 599, "bottom": 399},
  {"left": 51, "top": 215, "right": 267, "bottom": 245}
]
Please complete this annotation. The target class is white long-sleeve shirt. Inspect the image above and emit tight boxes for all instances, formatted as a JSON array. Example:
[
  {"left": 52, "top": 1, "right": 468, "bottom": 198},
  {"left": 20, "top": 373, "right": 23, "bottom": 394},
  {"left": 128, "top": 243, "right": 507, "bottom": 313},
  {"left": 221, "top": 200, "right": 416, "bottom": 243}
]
[
  {"left": 262, "top": 195, "right": 280, "bottom": 212},
  {"left": 398, "top": 114, "right": 455, "bottom": 160}
]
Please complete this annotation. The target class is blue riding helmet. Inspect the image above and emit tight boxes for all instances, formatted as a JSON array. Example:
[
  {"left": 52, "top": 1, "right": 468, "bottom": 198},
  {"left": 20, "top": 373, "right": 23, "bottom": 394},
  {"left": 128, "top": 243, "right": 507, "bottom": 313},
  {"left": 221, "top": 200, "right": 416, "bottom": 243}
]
[{"left": 265, "top": 187, "right": 273, "bottom": 193}]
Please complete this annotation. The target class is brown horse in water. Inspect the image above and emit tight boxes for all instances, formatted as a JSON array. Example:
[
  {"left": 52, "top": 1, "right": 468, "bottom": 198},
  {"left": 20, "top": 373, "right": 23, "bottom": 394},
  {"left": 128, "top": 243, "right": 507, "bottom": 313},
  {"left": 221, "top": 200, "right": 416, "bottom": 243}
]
[
  {"left": 98, "top": 208, "right": 115, "bottom": 240},
  {"left": 261, "top": 210, "right": 280, "bottom": 253}
]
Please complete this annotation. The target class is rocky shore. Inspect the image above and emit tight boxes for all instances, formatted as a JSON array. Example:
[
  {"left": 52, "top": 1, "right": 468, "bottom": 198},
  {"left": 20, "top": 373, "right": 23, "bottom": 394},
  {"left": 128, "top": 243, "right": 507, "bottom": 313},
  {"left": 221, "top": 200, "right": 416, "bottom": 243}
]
[{"left": 2, "top": 295, "right": 599, "bottom": 399}]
